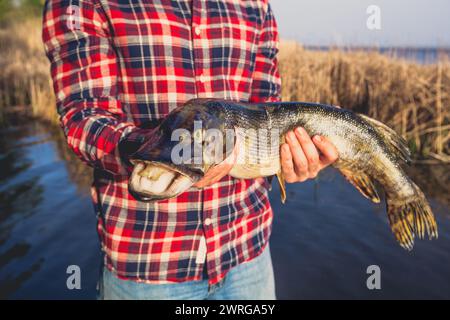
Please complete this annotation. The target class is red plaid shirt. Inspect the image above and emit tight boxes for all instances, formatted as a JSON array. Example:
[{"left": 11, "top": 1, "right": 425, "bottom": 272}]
[{"left": 43, "top": 0, "right": 281, "bottom": 285}]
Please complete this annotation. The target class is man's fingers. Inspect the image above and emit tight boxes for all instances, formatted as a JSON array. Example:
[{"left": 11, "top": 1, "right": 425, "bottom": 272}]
[
  {"left": 193, "top": 162, "right": 232, "bottom": 188},
  {"left": 294, "top": 127, "right": 320, "bottom": 178},
  {"left": 280, "top": 143, "right": 298, "bottom": 183},
  {"left": 312, "top": 135, "right": 339, "bottom": 168},
  {"left": 285, "top": 131, "right": 309, "bottom": 178}
]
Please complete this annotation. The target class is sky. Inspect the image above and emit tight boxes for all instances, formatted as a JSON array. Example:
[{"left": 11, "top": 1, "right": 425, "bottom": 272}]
[{"left": 269, "top": 0, "right": 450, "bottom": 47}]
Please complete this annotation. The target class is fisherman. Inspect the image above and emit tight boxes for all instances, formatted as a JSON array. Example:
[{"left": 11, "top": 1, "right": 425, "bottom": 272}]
[{"left": 42, "top": 0, "right": 338, "bottom": 300}]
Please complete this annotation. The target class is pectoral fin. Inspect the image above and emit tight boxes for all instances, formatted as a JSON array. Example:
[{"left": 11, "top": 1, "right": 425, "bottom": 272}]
[
  {"left": 276, "top": 171, "right": 287, "bottom": 204},
  {"left": 338, "top": 168, "right": 381, "bottom": 203}
]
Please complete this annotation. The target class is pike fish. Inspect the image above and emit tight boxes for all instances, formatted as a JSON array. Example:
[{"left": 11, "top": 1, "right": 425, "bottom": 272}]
[{"left": 129, "top": 98, "right": 438, "bottom": 250}]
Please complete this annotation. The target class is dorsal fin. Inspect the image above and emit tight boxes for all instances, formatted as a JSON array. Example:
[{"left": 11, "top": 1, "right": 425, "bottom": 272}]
[{"left": 358, "top": 114, "right": 411, "bottom": 163}]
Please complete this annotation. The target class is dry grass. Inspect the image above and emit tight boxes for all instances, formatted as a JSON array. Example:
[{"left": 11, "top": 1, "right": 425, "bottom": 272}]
[
  {"left": 0, "top": 18, "right": 56, "bottom": 121},
  {"left": 279, "top": 41, "right": 450, "bottom": 162},
  {"left": 0, "top": 19, "right": 449, "bottom": 162}
]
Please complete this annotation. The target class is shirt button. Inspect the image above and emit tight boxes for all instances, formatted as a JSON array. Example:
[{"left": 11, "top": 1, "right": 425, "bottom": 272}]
[
  {"left": 194, "top": 26, "right": 201, "bottom": 36},
  {"left": 204, "top": 218, "right": 212, "bottom": 226},
  {"left": 199, "top": 74, "right": 206, "bottom": 83}
]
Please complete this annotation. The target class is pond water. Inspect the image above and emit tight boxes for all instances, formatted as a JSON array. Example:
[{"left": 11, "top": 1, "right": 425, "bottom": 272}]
[{"left": 0, "top": 119, "right": 449, "bottom": 299}]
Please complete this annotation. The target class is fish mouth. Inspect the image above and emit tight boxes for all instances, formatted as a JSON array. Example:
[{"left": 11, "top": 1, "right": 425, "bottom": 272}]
[{"left": 128, "top": 160, "right": 201, "bottom": 202}]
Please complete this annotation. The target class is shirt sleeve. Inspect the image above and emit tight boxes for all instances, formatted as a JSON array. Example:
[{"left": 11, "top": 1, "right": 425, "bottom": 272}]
[
  {"left": 249, "top": 3, "right": 282, "bottom": 103},
  {"left": 42, "top": 0, "right": 137, "bottom": 176}
]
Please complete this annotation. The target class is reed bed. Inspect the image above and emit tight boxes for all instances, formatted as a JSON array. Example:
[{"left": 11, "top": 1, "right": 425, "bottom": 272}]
[
  {"left": 0, "top": 18, "right": 56, "bottom": 122},
  {"left": 279, "top": 41, "right": 450, "bottom": 162},
  {"left": 0, "top": 19, "right": 449, "bottom": 162}
]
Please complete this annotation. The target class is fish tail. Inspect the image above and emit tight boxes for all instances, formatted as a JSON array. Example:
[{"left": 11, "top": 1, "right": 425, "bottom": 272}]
[{"left": 386, "top": 183, "right": 438, "bottom": 250}]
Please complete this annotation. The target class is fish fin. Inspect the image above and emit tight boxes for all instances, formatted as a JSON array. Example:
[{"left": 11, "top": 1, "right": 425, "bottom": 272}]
[
  {"left": 386, "top": 182, "right": 438, "bottom": 250},
  {"left": 266, "top": 175, "right": 274, "bottom": 191},
  {"left": 276, "top": 170, "right": 287, "bottom": 204},
  {"left": 338, "top": 168, "right": 381, "bottom": 203},
  {"left": 358, "top": 114, "right": 412, "bottom": 163}
]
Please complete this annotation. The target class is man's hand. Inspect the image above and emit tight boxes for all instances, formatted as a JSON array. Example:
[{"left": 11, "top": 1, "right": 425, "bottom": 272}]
[
  {"left": 281, "top": 127, "right": 339, "bottom": 183},
  {"left": 193, "top": 136, "right": 240, "bottom": 188},
  {"left": 193, "top": 159, "right": 235, "bottom": 188}
]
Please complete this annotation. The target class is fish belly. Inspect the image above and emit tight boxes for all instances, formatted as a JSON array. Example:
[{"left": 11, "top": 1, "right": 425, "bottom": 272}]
[{"left": 229, "top": 126, "right": 281, "bottom": 179}]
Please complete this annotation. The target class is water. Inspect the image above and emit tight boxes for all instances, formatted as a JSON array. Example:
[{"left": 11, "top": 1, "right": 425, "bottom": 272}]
[
  {"left": 0, "top": 120, "right": 449, "bottom": 299},
  {"left": 0, "top": 120, "right": 99, "bottom": 299}
]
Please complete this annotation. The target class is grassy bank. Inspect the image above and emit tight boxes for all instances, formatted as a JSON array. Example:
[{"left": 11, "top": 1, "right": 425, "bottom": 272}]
[{"left": 0, "top": 18, "right": 449, "bottom": 162}]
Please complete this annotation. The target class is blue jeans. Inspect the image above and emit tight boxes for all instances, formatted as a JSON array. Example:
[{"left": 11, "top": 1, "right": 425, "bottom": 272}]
[{"left": 98, "top": 245, "right": 275, "bottom": 300}]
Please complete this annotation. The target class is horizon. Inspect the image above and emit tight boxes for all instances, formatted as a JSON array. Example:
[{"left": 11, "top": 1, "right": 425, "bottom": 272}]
[{"left": 300, "top": 44, "right": 450, "bottom": 49}]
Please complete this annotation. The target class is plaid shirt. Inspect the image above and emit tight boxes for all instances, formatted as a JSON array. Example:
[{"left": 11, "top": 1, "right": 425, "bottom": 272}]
[{"left": 43, "top": 0, "right": 281, "bottom": 285}]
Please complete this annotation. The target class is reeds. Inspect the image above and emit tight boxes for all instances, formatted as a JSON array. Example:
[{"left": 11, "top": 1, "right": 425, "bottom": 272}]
[
  {"left": 0, "top": 19, "right": 448, "bottom": 162},
  {"left": 278, "top": 42, "right": 450, "bottom": 162},
  {"left": 0, "top": 18, "right": 56, "bottom": 122}
]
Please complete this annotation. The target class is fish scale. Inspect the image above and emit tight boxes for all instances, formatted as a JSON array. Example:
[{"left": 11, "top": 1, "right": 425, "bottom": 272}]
[{"left": 129, "top": 98, "right": 438, "bottom": 250}]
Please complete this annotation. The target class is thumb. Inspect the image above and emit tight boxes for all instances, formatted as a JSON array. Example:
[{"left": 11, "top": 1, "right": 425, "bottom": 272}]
[{"left": 312, "top": 135, "right": 339, "bottom": 167}]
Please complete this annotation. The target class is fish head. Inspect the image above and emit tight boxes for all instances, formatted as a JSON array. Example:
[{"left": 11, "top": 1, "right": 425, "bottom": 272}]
[{"left": 128, "top": 101, "right": 236, "bottom": 201}]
